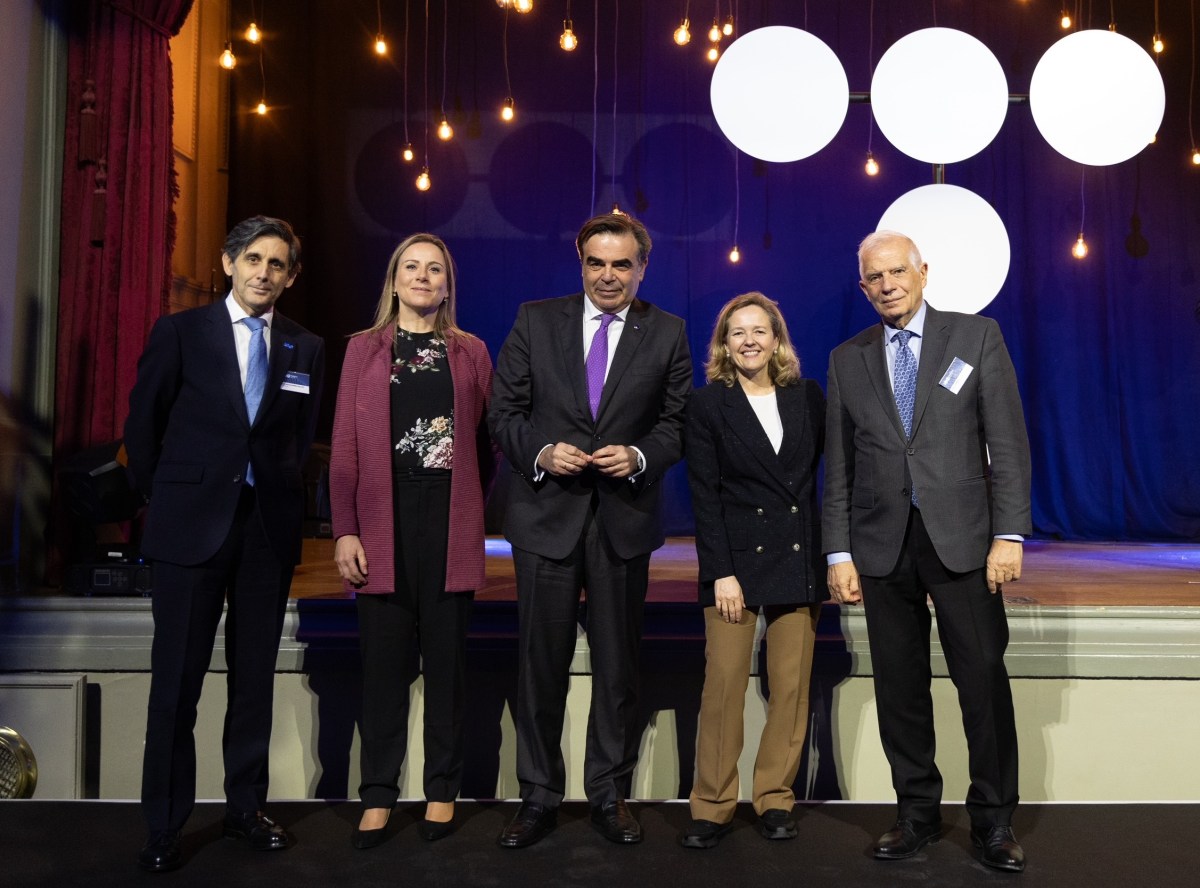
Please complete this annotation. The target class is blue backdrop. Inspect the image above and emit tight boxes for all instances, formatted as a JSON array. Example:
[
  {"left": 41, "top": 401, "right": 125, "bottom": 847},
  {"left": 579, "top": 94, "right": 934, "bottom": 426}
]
[{"left": 228, "top": 0, "right": 1200, "bottom": 541}]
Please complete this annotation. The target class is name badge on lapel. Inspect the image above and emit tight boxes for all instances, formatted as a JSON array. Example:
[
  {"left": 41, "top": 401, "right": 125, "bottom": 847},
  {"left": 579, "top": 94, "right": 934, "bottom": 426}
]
[
  {"left": 281, "top": 371, "right": 311, "bottom": 394},
  {"left": 938, "top": 357, "right": 973, "bottom": 394}
]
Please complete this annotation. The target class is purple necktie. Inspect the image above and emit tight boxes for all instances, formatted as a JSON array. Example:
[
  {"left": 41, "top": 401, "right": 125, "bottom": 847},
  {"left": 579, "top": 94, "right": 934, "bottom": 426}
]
[{"left": 586, "top": 312, "right": 617, "bottom": 418}]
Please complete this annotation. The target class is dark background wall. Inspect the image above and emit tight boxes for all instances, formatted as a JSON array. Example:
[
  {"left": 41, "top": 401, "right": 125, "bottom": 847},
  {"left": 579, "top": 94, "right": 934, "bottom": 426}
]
[{"left": 225, "top": 0, "right": 1200, "bottom": 541}]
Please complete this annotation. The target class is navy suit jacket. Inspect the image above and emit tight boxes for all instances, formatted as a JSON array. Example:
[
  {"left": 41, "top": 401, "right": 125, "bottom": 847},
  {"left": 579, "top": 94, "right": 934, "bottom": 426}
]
[
  {"left": 489, "top": 293, "right": 692, "bottom": 561},
  {"left": 822, "top": 305, "right": 1031, "bottom": 576},
  {"left": 124, "top": 299, "right": 325, "bottom": 567}
]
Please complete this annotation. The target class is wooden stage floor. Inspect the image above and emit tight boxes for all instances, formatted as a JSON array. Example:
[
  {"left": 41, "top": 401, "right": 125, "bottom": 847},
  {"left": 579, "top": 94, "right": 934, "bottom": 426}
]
[{"left": 291, "top": 537, "right": 1200, "bottom": 608}]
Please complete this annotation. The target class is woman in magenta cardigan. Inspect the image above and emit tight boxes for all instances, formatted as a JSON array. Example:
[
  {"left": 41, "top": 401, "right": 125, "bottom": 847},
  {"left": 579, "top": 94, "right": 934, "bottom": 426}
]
[{"left": 330, "top": 233, "right": 495, "bottom": 848}]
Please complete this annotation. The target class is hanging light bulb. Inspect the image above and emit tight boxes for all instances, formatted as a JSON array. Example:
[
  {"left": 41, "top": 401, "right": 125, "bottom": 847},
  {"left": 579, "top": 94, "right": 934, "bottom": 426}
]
[
  {"left": 611, "top": 203, "right": 626, "bottom": 216},
  {"left": 1152, "top": 34, "right": 1164, "bottom": 54},
  {"left": 706, "top": 45, "right": 720, "bottom": 62},
  {"left": 375, "top": 34, "right": 388, "bottom": 55},
  {"left": 402, "top": 143, "right": 415, "bottom": 163},
  {"left": 416, "top": 167, "right": 432, "bottom": 191},
  {"left": 255, "top": 100, "right": 268, "bottom": 116},
  {"left": 495, "top": 0, "right": 513, "bottom": 8},
  {"left": 673, "top": 19, "right": 691, "bottom": 46},
  {"left": 560, "top": 20, "right": 578, "bottom": 51},
  {"left": 245, "top": 22, "right": 261, "bottom": 44},
  {"left": 1060, "top": 11, "right": 1072, "bottom": 29},
  {"left": 437, "top": 117, "right": 453, "bottom": 140},
  {"left": 219, "top": 43, "right": 237, "bottom": 69},
  {"left": 1071, "top": 234, "right": 1088, "bottom": 259},
  {"left": 501, "top": 96, "right": 516, "bottom": 122},
  {"left": 865, "top": 152, "right": 879, "bottom": 176},
  {"left": 722, "top": 15, "right": 734, "bottom": 37},
  {"left": 708, "top": 20, "right": 722, "bottom": 42},
  {"left": 514, "top": 0, "right": 534, "bottom": 12},
  {"left": 728, "top": 245, "right": 740, "bottom": 263},
  {"left": 1192, "top": 148, "right": 1200, "bottom": 165}
]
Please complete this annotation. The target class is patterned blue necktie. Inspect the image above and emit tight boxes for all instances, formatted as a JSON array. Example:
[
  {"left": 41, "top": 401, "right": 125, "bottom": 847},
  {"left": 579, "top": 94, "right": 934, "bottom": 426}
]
[
  {"left": 892, "top": 328, "right": 918, "bottom": 505},
  {"left": 242, "top": 316, "right": 268, "bottom": 484}
]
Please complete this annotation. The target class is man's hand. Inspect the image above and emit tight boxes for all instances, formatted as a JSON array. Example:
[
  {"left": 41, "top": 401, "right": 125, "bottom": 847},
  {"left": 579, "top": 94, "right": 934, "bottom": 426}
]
[
  {"left": 713, "top": 575, "right": 745, "bottom": 624},
  {"left": 334, "top": 534, "right": 368, "bottom": 586},
  {"left": 537, "top": 442, "right": 592, "bottom": 476},
  {"left": 827, "top": 560, "right": 863, "bottom": 605},
  {"left": 986, "top": 538, "right": 1023, "bottom": 594},
  {"left": 591, "top": 444, "right": 638, "bottom": 478}
]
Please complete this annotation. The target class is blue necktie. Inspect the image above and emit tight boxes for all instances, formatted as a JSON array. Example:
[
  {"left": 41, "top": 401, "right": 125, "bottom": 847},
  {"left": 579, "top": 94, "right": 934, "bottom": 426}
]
[
  {"left": 892, "top": 329, "right": 918, "bottom": 505},
  {"left": 242, "top": 316, "right": 267, "bottom": 485}
]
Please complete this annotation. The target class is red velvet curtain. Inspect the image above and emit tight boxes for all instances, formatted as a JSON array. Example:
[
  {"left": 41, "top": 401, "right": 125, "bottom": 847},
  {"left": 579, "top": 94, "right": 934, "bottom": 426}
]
[{"left": 52, "top": 0, "right": 193, "bottom": 574}]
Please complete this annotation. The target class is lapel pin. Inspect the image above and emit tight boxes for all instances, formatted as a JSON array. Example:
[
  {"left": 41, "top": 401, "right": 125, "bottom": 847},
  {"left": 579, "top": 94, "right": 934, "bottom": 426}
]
[{"left": 283, "top": 341, "right": 294, "bottom": 350}]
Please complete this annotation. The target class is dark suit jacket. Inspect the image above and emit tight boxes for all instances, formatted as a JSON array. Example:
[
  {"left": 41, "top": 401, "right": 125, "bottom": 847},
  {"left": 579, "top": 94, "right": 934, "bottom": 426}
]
[
  {"left": 686, "top": 379, "right": 828, "bottom": 607},
  {"left": 329, "top": 327, "right": 496, "bottom": 594},
  {"left": 489, "top": 293, "right": 692, "bottom": 561},
  {"left": 822, "top": 305, "right": 1031, "bottom": 576},
  {"left": 124, "top": 299, "right": 325, "bottom": 568}
]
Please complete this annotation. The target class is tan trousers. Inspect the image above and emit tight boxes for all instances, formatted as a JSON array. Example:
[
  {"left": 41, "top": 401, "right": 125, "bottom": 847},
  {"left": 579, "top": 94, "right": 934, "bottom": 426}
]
[{"left": 689, "top": 603, "right": 820, "bottom": 823}]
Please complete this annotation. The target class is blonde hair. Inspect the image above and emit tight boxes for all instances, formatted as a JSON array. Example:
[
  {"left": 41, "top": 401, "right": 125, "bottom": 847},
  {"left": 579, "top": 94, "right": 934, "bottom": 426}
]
[
  {"left": 362, "top": 233, "right": 468, "bottom": 339},
  {"left": 704, "top": 291, "right": 802, "bottom": 387}
]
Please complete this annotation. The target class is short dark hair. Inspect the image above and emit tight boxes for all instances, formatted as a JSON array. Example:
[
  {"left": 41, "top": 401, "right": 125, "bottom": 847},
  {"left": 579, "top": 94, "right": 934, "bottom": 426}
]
[
  {"left": 222, "top": 216, "right": 302, "bottom": 276},
  {"left": 575, "top": 213, "right": 652, "bottom": 265}
]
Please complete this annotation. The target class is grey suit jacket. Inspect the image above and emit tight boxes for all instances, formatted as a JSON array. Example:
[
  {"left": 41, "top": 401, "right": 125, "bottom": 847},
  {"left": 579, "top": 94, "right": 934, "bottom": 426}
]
[
  {"left": 489, "top": 292, "right": 692, "bottom": 561},
  {"left": 822, "top": 305, "right": 1031, "bottom": 576}
]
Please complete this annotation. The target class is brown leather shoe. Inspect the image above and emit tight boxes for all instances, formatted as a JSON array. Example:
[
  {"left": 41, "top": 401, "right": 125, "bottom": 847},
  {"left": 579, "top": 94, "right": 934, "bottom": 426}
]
[
  {"left": 971, "top": 825, "right": 1026, "bottom": 872},
  {"left": 497, "top": 801, "right": 557, "bottom": 849},
  {"left": 590, "top": 799, "right": 642, "bottom": 844},
  {"left": 872, "top": 818, "right": 941, "bottom": 859}
]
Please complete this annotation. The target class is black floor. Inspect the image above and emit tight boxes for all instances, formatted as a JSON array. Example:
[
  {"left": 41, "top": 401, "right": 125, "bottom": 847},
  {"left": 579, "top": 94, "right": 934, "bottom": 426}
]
[{"left": 3, "top": 799, "right": 1194, "bottom": 887}]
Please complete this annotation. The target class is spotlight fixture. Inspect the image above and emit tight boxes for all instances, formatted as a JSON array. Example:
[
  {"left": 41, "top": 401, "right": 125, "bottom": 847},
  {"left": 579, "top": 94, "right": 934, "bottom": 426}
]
[
  {"left": 865, "top": 152, "right": 879, "bottom": 176},
  {"left": 219, "top": 42, "right": 237, "bottom": 69},
  {"left": 501, "top": 96, "right": 515, "bottom": 122},
  {"left": 1071, "top": 234, "right": 1088, "bottom": 259},
  {"left": 375, "top": 34, "right": 387, "bottom": 55},
  {"left": 437, "top": 117, "right": 453, "bottom": 140},
  {"left": 245, "top": 22, "right": 261, "bottom": 44},
  {"left": 416, "top": 167, "right": 432, "bottom": 191},
  {"left": 402, "top": 143, "right": 415, "bottom": 163},
  {"left": 728, "top": 245, "right": 740, "bottom": 263},
  {"left": 674, "top": 19, "right": 691, "bottom": 46},
  {"left": 560, "top": 20, "right": 578, "bottom": 51}
]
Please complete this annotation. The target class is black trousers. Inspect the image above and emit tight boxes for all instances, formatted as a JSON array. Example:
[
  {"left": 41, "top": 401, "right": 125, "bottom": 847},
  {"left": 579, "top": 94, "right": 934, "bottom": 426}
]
[
  {"left": 356, "top": 471, "right": 473, "bottom": 809},
  {"left": 142, "top": 485, "right": 293, "bottom": 832},
  {"left": 512, "top": 504, "right": 651, "bottom": 809},
  {"left": 860, "top": 508, "right": 1019, "bottom": 828}
]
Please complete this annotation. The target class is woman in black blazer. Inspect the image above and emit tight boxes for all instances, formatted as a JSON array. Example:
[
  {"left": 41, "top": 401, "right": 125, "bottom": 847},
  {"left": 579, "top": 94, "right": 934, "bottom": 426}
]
[{"left": 681, "top": 292, "right": 827, "bottom": 849}]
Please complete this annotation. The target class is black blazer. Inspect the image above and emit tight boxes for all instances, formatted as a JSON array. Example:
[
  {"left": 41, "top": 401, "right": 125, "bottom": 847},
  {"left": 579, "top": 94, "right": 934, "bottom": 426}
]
[
  {"left": 124, "top": 299, "right": 325, "bottom": 567},
  {"left": 489, "top": 293, "right": 692, "bottom": 561},
  {"left": 686, "top": 378, "right": 828, "bottom": 607}
]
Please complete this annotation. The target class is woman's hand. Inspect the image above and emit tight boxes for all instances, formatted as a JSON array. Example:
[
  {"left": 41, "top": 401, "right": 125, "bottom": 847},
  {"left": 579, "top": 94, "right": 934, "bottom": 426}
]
[
  {"left": 713, "top": 575, "right": 746, "bottom": 624},
  {"left": 334, "top": 534, "right": 368, "bottom": 586}
]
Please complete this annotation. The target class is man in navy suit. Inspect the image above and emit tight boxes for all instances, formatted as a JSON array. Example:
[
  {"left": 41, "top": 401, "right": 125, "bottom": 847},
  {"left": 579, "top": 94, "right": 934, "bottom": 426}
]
[
  {"left": 823, "top": 231, "right": 1031, "bottom": 872},
  {"left": 125, "top": 216, "right": 324, "bottom": 872},
  {"left": 490, "top": 213, "right": 692, "bottom": 848}
]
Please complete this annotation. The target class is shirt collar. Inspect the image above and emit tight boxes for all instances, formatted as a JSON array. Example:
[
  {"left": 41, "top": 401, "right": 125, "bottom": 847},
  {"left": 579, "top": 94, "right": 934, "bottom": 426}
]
[
  {"left": 884, "top": 299, "right": 927, "bottom": 341},
  {"left": 583, "top": 293, "right": 631, "bottom": 322},
  {"left": 224, "top": 292, "right": 274, "bottom": 327}
]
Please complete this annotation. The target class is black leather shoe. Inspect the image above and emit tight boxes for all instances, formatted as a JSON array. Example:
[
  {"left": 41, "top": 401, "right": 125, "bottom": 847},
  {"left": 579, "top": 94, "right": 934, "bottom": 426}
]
[
  {"left": 872, "top": 818, "right": 941, "bottom": 859},
  {"left": 971, "top": 824, "right": 1026, "bottom": 873},
  {"left": 497, "top": 801, "right": 557, "bottom": 848},
  {"left": 138, "top": 830, "right": 182, "bottom": 872},
  {"left": 590, "top": 799, "right": 642, "bottom": 844},
  {"left": 420, "top": 818, "right": 456, "bottom": 842},
  {"left": 756, "top": 808, "right": 798, "bottom": 840},
  {"left": 222, "top": 810, "right": 291, "bottom": 851},
  {"left": 680, "top": 819, "right": 732, "bottom": 849}
]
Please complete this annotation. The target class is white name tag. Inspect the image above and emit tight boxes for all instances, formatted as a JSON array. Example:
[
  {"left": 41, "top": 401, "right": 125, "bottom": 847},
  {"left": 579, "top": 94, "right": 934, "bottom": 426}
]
[
  {"left": 938, "top": 357, "right": 973, "bottom": 394},
  {"left": 281, "top": 371, "right": 310, "bottom": 394}
]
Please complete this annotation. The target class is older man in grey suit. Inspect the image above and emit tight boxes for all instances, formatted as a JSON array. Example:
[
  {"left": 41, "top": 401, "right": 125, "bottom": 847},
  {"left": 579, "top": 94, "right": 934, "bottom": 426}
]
[{"left": 823, "top": 231, "right": 1031, "bottom": 873}]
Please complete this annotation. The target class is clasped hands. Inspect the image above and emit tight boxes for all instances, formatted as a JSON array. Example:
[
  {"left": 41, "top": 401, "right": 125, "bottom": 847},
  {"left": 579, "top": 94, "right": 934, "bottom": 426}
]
[{"left": 537, "top": 442, "right": 638, "bottom": 478}]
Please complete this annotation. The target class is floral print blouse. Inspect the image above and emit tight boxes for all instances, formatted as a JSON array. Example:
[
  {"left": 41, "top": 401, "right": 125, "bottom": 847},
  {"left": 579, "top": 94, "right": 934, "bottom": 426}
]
[{"left": 390, "top": 327, "right": 454, "bottom": 472}]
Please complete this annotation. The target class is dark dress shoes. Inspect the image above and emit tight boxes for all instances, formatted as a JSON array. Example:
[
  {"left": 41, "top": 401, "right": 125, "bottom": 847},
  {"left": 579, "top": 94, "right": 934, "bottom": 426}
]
[
  {"left": 873, "top": 818, "right": 942, "bottom": 859},
  {"left": 680, "top": 818, "right": 733, "bottom": 849},
  {"left": 222, "top": 810, "right": 292, "bottom": 851},
  {"left": 971, "top": 824, "right": 1026, "bottom": 872},
  {"left": 420, "top": 817, "right": 456, "bottom": 842},
  {"left": 756, "top": 808, "right": 798, "bottom": 840},
  {"left": 590, "top": 799, "right": 642, "bottom": 844},
  {"left": 138, "top": 830, "right": 182, "bottom": 872},
  {"left": 497, "top": 801, "right": 557, "bottom": 848}
]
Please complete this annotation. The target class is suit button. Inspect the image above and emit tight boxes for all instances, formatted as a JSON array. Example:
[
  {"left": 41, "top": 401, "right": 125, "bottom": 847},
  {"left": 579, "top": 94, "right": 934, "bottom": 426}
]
[
  {"left": 233, "top": 473, "right": 243, "bottom": 484},
  {"left": 594, "top": 434, "right": 602, "bottom": 440},
  {"left": 907, "top": 447, "right": 915, "bottom": 456},
  {"left": 755, "top": 546, "right": 764, "bottom": 554},
  {"left": 756, "top": 508, "right": 764, "bottom": 516},
  {"left": 790, "top": 505, "right": 799, "bottom": 513},
  {"left": 902, "top": 488, "right": 909, "bottom": 497},
  {"left": 792, "top": 543, "right": 801, "bottom": 551}
]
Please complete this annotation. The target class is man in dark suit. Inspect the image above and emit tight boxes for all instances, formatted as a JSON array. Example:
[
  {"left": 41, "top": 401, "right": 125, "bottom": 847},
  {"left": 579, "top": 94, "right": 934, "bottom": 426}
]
[
  {"left": 489, "top": 213, "right": 692, "bottom": 848},
  {"left": 125, "top": 216, "right": 325, "bottom": 872},
  {"left": 822, "top": 231, "right": 1031, "bottom": 873}
]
